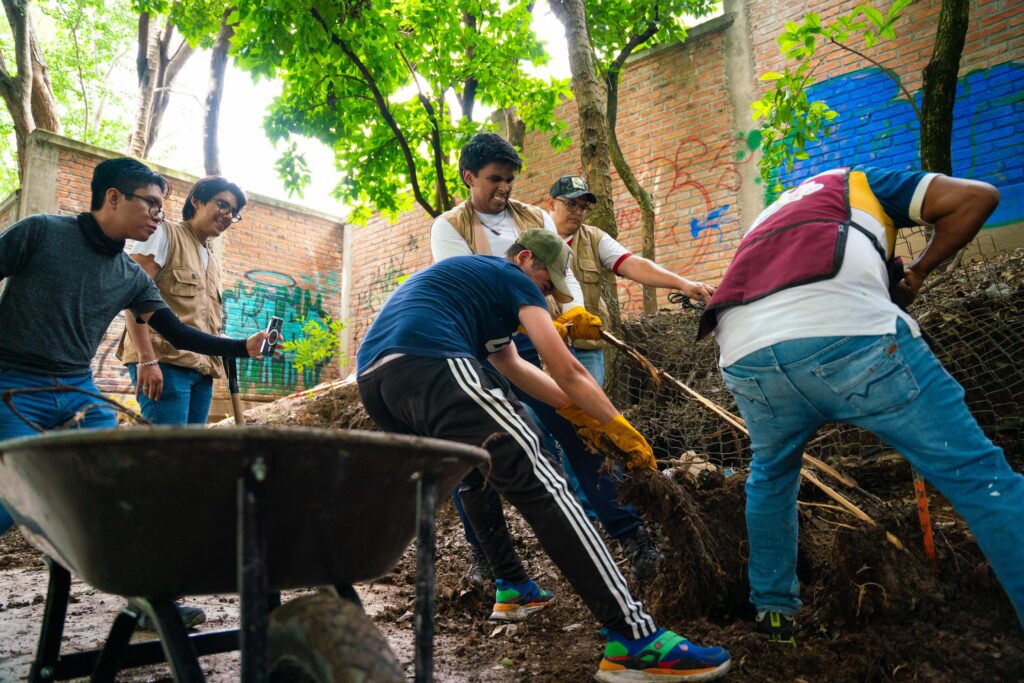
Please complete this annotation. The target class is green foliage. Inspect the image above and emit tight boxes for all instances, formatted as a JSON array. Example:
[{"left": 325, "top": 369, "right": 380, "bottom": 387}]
[
  {"left": 282, "top": 315, "right": 346, "bottom": 373},
  {"left": 585, "top": 0, "right": 718, "bottom": 70},
  {"left": 752, "top": 0, "right": 911, "bottom": 193},
  {"left": 231, "top": 0, "right": 570, "bottom": 219},
  {"left": 0, "top": 0, "right": 138, "bottom": 197}
]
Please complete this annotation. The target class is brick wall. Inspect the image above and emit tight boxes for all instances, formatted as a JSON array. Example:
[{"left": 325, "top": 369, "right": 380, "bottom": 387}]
[
  {"left": 2, "top": 132, "right": 346, "bottom": 413},
  {"left": 347, "top": 0, "right": 1024, "bottom": 354}
]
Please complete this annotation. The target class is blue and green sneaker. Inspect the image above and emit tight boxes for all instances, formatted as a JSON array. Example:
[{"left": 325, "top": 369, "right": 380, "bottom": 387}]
[
  {"left": 489, "top": 579, "right": 555, "bottom": 621},
  {"left": 595, "top": 627, "right": 731, "bottom": 682}
]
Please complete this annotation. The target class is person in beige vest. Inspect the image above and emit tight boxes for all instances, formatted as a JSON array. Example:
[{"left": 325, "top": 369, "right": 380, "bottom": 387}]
[
  {"left": 119, "top": 176, "right": 246, "bottom": 429},
  {"left": 547, "top": 174, "right": 715, "bottom": 385}
]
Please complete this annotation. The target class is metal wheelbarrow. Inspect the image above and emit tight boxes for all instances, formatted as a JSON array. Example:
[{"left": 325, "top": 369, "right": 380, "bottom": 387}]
[{"left": 0, "top": 425, "right": 488, "bottom": 682}]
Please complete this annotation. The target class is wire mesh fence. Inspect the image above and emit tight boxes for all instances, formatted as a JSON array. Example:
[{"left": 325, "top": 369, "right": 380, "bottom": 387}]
[{"left": 606, "top": 230, "right": 1024, "bottom": 475}]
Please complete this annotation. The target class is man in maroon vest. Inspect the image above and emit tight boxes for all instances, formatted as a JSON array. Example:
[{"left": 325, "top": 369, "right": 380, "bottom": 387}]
[{"left": 700, "top": 167, "right": 1023, "bottom": 641}]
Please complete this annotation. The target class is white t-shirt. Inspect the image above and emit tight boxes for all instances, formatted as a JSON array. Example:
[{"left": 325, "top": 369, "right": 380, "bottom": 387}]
[
  {"left": 131, "top": 223, "right": 210, "bottom": 271},
  {"left": 716, "top": 171, "right": 936, "bottom": 367},
  {"left": 431, "top": 208, "right": 585, "bottom": 311},
  {"left": 565, "top": 231, "right": 632, "bottom": 273}
]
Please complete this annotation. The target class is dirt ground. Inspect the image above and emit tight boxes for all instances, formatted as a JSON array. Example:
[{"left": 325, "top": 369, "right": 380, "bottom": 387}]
[{"left": 2, "top": 251, "right": 1024, "bottom": 681}]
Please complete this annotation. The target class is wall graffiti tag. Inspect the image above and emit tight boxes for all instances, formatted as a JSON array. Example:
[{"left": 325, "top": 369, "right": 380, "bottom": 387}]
[
  {"left": 774, "top": 61, "right": 1023, "bottom": 226},
  {"left": 222, "top": 269, "right": 341, "bottom": 393}
]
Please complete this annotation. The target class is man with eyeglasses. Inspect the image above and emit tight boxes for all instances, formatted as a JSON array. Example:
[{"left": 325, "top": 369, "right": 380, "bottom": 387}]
[
  {"left": 118, "top": 176, "right": 247, "bottom": 429},
  {"left": 0, "top": 158, "right": 270, "bottom": 557}
]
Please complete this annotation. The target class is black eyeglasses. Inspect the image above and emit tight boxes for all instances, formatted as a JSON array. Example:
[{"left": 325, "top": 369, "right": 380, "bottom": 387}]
[
  {"left": 555, "top": 197, "right": 591, "bottom": 215},
  {"left": 212, "top": 199, "right": 242, "bottom": 223},
  {"left": 121, "top": 190, "right": 165, "bottom": 221}
]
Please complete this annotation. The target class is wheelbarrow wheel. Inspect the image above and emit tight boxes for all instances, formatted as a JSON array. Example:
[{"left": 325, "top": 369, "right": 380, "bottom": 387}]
[{"left": 268, "top": 593, "right": 404, "bottom": 683}]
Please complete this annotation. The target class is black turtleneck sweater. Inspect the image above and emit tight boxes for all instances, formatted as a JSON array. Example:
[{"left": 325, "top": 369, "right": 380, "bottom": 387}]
[{"left": 0, "top": 213, "right": 168, "bottom": 375}]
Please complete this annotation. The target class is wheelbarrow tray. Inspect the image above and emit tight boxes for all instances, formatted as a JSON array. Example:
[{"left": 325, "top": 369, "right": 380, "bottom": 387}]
[{"left": 0, "top": 426, "right": 488, "bottom": 599}]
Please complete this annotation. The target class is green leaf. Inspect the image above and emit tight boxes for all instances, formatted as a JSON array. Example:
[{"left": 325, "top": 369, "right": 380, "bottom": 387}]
[{"left": 759, "top": 71, "right": 784, "bottom": 82}]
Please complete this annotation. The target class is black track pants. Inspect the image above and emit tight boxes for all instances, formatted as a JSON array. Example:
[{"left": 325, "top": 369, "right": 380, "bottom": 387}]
[{"left": 358, "top": 354, "right": 656, "bottom": 638}]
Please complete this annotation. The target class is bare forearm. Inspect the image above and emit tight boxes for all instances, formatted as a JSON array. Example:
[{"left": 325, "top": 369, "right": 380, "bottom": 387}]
[
  {"left": 124, "top": 311, "right": 159, "bottom": 360},
  {"left": 548, "top": 364, "right": 618, "bottom": 422},
  {"left": 913, "top": 176, "right": 1000, "bottom": 277},
  {"left": 498, "top": 356, "right": 571, "bottom": 407},
  {"left": 617, "top": 256, "right": 687, "bottom": 289}
]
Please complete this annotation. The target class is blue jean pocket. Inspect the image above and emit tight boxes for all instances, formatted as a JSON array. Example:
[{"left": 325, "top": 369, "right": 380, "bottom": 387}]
[
  {"left": 721, "top": 371, "right": 774, "bottom": 424},
  {"left": 812, "top": 335, "right": 919, "bottom": 413}
]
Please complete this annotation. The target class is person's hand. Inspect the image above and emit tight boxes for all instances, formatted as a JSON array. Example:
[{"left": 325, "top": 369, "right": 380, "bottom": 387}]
[
  {"left": 894, "top": 266, "right": 925, "bottom": 309},
  {"left": 556, "top": 306, "right": 602, "bottom": 341},
  {"left": 245, "top": 331, "right": 285, "bottom": 359},
  {"left": 556, "top": 403, "right": 604, "bottom": 451},
  {"left": 678, "top": 279, "right": 716, "bottom": 303},
  {"left": 518, "top": 318, "right": 570, "bottom": 344},
  {"left": 602, "top": 415, "right": 656, "bottom": 470},
  {"left": 136, "top": 363, "right": 163, "bottom": 401}
]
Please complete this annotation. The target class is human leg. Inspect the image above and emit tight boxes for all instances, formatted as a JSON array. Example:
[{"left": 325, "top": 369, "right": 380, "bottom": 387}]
[
  {"left": 575, "top": 348, "right": 605, "bottom": 388},
  {"left": 128, "top": 364, "right": 191, "bottom": 424},
  {"left": 721, "top": 345, "right": 827, "bottom": 617},
  {"left": 817, "top": 321, "right": 1024, "bottom": 625},
  {"left": 185, "top": 372, "right": 214, "bottom": 424}
]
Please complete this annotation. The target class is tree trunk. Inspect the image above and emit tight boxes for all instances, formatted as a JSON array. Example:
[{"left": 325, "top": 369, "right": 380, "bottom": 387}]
[
  {"left": 605, "top": 21, "right": 658, "bottom": 313},
  {"left": 548, "top": 0, "right": 616, "bottom": 237},
  {"left": 127, "top": 14, "right": 195, "bottom": 159},
  {"left": 126, "top": 13, "right": 157, "bottom": 157},
  {"left": 204, "top": 7, "right": 236, "bottom": 175},
  {"left": 28, "top": 30, "right": 60, "bottom": 134},
  {"left": 920, "top": 0, "right": 969, "bottom": 175}
]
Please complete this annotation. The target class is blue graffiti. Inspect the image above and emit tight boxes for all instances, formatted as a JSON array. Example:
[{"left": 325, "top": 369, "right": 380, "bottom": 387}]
[
  {"left": 775, "top": 61, "right": 1024, "bottom": 227},
  {"left": 222, "top": 269, "right": 339, "bottom": 392},
  {"left": 690, "top": 205, "right": 731, "bottom": 240}
]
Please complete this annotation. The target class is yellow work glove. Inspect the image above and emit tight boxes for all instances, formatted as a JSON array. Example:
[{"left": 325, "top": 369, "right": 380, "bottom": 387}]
[
  {"left": 602, "top": 415, "right": 656, "bottom": 471},
  {"left": 517, "top": 318, "right": 570, "bottom": 344},
  {"left": 556, "top": 403, "right": 604, "bottom": 452},
  {"left": 555, "top": 306, "right": 602, "bottom": 341}
]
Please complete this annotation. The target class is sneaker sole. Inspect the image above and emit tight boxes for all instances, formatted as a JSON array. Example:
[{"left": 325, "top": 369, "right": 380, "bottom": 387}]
[
  {"left": 488, "top": 597, "right": 555, "bottom": 622},
  {"left": 593, "top": 658, "right": 731, "bottom": 682}
]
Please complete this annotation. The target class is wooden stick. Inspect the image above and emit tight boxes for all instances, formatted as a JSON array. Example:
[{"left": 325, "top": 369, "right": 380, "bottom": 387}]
[
  {"left": 912, "top": 466, "right": 939, "bottom": 570},
  {"left": 600, "top": 328, "right": 905, "bottom": 551}
]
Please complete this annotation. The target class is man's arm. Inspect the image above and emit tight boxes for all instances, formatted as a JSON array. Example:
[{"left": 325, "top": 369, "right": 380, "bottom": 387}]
[
  {"left": 515, "top": 304, "right": 618, "bottom": 421},
  {"left": 430, "top": 217, "right": 473, "bottom": 261},
  {"left": 138, "top": 308, "right": 268, "bottom": 359},
  {"left": 899, "top": 175, "right": 1000, "bottom": 301},
  {"left": 123, "top": 254, "right": 165, "bottom": 399},
  {"left": 617, "top": 256, "right": 715, "bottom": 302},
  {"left": 542, "top": 212, "right": 586, "bottom": 312}
]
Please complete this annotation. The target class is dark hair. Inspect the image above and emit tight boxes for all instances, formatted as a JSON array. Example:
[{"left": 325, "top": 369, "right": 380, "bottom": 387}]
[
  {"left": 505, "top": 242, "right": 547, "bottom": 269},
  {"left": 182, "top": 176, "right": 247, "bottom": 220},
  {"left": 459, "top": 133, "right": 522, "bottom": 186},
  {"left": 90, "top": 157, "right": 167, "bottom": 210}
]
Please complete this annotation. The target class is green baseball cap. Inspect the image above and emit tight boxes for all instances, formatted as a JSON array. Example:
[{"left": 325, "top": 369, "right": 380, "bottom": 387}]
[{"left": 516, "top": 229, "right": 573, "bottom": 303}]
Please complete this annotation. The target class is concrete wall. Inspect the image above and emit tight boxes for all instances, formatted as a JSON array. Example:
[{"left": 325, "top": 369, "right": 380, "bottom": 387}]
[
  {"left": 0, "top": 131, "right": 347, "bottom": 416},
  {"left": 346, "top": 0, "right": 1024, "bottom": 356}
]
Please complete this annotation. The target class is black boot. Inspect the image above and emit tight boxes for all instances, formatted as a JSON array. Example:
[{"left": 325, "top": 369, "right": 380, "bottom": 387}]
[
  {"left": 620, "top": 525, "right": 663, "bottom": 584},
  {"left": 465, "top": 544, "right": 495, "bottom": 587}
]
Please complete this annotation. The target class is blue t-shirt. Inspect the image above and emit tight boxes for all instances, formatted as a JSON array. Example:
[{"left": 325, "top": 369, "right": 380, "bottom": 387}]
[{"left": 356, "top": 255, "right": 549, "bottom": 374}]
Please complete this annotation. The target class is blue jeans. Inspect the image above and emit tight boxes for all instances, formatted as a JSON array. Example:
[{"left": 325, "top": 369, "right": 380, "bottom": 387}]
[
  {"left": 128, "top": 363, "right": 214, "bottom": 425},
  {"left": 0, "top": 369, "right": 118, "bottom": 535},
  {"left": 575, "top": 348, "right": 606, "bottom": 388},
  {"left": 722, "top": 319, "right": 1024, "bottom": 624}
]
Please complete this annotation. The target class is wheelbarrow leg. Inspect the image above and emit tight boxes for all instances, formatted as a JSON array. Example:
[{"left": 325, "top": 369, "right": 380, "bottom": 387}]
[
  {"left": 414, "top": 474, "right": 439, "bottom": 683},
  {"left": 29, "top": 558, "right": 71, "bottom": 683},
  {"left": 239, "top": 459, "right": 269, "bottom": 683},
  {"left": 132, "top": 598, "right": 205, "bottom": 682},
  {"left": 89, "top": 606, "right": 139, "bottom": 682}
]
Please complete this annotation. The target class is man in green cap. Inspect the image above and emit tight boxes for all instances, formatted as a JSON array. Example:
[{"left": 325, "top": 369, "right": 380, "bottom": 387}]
[{"left": 356, "top": 228, "right": 731, "bottom": 682}]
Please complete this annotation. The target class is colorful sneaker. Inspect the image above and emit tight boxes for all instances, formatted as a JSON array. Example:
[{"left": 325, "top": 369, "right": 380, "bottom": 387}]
[
  {"left": 754, "top": 610, "right": 796, "bottom": 646},
  {"left": 596, "top": 628, "right": 731, "bottom": 682},
  {"left": 489, "top": 579, "right": 555, "bottom": 621}
]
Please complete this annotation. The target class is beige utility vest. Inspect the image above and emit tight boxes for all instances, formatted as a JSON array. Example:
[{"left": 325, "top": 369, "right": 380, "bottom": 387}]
[
  {"left": 567, "top": 223, "right": 610, "bottom": 351},
  {"left": 117, "top": 220, "right": 225, "bottom": 378},
  {"left": 439, "top": 199, "right": 563, "bottom": 318},
  {"left": 439, "top": 198, "right": 546, "bottom": 254}
]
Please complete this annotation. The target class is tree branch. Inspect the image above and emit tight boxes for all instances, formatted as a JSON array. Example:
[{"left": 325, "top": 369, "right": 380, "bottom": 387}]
[
  {"left": 310, "top": 7, "right": 437, "bottom": 216},
  {"left": 830, "top": 37, "right": 922, "bottom": 124},
  {"left": 396, "top": 43, "right": 450, "bottom": 211}
]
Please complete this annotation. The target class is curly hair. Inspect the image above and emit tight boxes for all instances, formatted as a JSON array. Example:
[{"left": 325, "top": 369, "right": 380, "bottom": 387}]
[{"left": 458, "top": 133, "right": 522, "bottom": 186}]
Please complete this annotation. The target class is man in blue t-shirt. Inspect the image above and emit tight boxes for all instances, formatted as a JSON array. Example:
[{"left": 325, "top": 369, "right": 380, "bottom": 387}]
[
  {"left": 358, "top": 229, "right": 731, "bottom": 681},
  {"left": 701, "top": 167, "right": 1024, "bottom": 640}
]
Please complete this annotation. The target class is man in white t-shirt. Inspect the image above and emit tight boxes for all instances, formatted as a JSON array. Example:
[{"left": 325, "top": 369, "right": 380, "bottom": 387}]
[{"left": 699, "top": 166, "right": 1023, "bottom": 640}]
